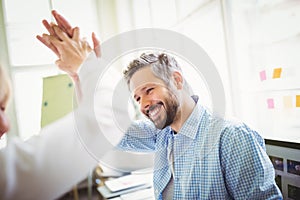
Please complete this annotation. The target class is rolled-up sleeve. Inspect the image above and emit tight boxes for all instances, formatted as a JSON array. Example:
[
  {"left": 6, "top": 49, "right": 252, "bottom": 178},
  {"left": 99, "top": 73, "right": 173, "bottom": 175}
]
[
  {"left": 220, "top": 124, "right": 282, "bottom": 199},
  {"left": 117, "top": 120, "right": 158, "bottom": 152}
]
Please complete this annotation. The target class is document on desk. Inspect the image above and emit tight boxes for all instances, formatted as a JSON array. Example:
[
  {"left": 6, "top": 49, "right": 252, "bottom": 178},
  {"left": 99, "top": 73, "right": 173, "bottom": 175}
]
[
  {"left": 105, "top": 173, "right": 153, "bottom": 192},
  {"left": 120, "top": 188, "right": 155, "bottom": 200},
  {"left": 109, "top": 198, "right": 122, "bottom": 200},
  {"left": 97, "top": 184, "right": 152, "bottom": 199}
]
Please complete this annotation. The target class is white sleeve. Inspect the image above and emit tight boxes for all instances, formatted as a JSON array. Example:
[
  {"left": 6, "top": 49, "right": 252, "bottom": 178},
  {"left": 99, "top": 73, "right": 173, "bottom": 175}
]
[
  {"left": 78, "top": 52, "right": 154, "bottom": 171},
  {"left": 0, "top": 111, "right": 99, "bottom": 200},
  {"left": 0, "top": 53, "right": 106, "bottom": 200},
  {"left": 0, "top": 53, "right": 153, "bottom": 200}
]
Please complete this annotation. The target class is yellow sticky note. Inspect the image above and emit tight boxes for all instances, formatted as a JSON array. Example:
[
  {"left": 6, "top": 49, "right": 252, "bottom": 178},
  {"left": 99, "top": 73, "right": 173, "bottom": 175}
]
[
  {"left": 283, "top": 96, "right": 293, "bottom": 108},
  {"left": 272, "top": 68, "right": 282, "bottom": 79},
  {"left": 41, "top": 74, "right": 75, "bottom": 127},
  {"left": 296, "top": 95, "right": 300, "bottom": 108}
]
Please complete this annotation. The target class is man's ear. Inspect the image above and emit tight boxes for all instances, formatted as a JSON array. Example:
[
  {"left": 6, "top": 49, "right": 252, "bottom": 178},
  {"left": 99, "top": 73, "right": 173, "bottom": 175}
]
[{"left": 172, "top": 71, "right": 183, "bottom": 89}]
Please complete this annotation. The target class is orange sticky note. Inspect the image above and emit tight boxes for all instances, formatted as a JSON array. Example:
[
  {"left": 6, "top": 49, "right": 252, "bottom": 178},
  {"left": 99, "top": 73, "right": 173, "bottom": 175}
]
[
  {"left": 283, "top": 96, "right": 293, "bottom": 108},
  {"left": 272, "top": 68, "right": 282, "bottom": 79},
  {"left": 296, "top": 95, "right": 300, "bottom": 107}
]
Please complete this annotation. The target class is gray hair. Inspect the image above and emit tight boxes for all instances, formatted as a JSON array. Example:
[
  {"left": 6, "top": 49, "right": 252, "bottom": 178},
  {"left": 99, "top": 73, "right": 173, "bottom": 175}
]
[{"left": 123, "top": 52, "right": 193, "bottom": 94}]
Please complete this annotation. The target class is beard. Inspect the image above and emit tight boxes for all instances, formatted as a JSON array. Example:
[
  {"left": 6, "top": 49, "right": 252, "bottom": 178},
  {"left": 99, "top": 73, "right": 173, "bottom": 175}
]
[{"left": 147, "top": 90, "right": 179, "bottom": 129}]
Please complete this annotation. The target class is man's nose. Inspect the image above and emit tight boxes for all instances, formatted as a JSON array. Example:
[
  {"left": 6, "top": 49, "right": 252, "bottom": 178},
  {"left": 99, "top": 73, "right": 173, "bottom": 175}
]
[
  {"left": 0, "top": 111, "right": 10, "bottom": 138},
  {"left": 140, "top": 97, "right": 150, "bottom": 113}
]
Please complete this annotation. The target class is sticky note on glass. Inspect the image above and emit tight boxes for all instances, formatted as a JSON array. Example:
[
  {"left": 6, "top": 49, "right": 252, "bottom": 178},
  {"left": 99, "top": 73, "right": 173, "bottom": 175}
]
[
  {"left": 267, "top": 98, "right": 274, "bottom": 109},
  {"left": 41, "top": 74, "right": 75, "bottom": 127},
  {"left": 296, "top": 95, "right": 300, "bottom": 107},
  {"left": 272, "top": 68, "right": 282, "bottom": 79},
  {"left": 259, "top": 70, "right": 267, "bottom": 81},
  {"left": 283, "top": 96, "right": 293, "bottom": 108}
]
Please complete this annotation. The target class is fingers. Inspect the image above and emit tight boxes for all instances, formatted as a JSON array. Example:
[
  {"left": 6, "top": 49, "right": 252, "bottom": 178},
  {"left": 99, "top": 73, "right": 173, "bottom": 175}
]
[
  {"left": 92, "top": 32, "right": 101, "bottom": 57},
  {"left": 52, "top": 10, "right": 73, "bottom": 37},
  {"left": 42, "top": 20, "right": 56, "bottom": 36},
  {"left": 37, "top": 23, "right": 69, "bottom": 57},
  {"left": 52, "top": 25, "right": 70, "bottom": 42},
  {"left": 72, "top": 27, "right": 80, "bottom": 42},
  {"left": 41, "top": 33, "right": 62, "bottom": 50},
  {"left": 41, "top": 19, "right": 62, "bottom": 42},
  {"left": 42, "top": 10, "right": 73, "bottom": 40},
  {"left": 36, "top": 35, "right": 60, "bottom": 57},
  {"left": 81, "top": 38, "right": 92, "bottom": 52}
]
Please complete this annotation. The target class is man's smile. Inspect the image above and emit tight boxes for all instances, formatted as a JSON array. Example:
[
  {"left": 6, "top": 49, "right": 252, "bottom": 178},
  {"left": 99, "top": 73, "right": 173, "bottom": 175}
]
[{"left": 147, "top": 102, "right": 164, "bottom": 121}]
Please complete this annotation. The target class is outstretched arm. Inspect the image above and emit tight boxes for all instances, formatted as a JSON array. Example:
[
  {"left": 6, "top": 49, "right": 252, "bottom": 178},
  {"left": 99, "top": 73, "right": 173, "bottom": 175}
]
[{"left": 36, "top": 10, "right": 101, "bottom": 100}]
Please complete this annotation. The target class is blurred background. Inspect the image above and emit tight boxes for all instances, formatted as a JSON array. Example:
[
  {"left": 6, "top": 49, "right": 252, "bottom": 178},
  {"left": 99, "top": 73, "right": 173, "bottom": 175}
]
[{"left": 0, "top": 0, "right": 299, "bottom": 199}]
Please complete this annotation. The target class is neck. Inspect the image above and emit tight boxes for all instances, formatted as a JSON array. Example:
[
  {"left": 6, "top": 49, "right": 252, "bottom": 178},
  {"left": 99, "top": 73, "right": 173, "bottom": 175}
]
[{"left": 171, "top": 94, "right": 196, "bottom": 132}]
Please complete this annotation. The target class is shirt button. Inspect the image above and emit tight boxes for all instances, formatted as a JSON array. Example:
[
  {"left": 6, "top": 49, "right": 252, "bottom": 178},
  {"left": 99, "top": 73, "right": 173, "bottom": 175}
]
[
  {"left": 155, "top": 189, "right": 158, "bottom": 194},
  {"left": 175, "top": 177, "right": 179, "bottom": 181}
]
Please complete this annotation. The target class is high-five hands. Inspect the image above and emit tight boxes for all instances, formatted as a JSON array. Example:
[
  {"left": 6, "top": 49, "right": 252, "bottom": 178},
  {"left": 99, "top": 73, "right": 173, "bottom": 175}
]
[{"left": 36, "top": 10, "right": 101, "bottom": 77}]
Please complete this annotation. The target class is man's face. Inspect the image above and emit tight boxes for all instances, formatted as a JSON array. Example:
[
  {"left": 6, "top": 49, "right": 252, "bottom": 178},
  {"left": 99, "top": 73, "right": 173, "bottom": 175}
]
[{"left": 130, "top": 67, "right": 179, "bottom": 129}]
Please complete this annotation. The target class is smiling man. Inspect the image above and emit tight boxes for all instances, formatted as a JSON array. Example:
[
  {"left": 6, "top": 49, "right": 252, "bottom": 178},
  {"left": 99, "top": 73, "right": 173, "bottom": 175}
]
[
  {"left": 117, "top": 53, "right": 282, "bottom": 199},
  {"left": 39, "top": 11, "right": 282, "bottom": 200}
]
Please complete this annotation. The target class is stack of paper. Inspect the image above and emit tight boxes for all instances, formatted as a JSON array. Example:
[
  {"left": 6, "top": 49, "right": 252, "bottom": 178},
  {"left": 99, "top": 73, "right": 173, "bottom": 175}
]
[
  {"left": 120, "top": 188, "right": 154, "bottom": 200},
  {"left": 105, "top": 173, "right": 152, "bottom": 192},
  {"left": 97, "top": 173, "right": 154, "bottom": 199}
]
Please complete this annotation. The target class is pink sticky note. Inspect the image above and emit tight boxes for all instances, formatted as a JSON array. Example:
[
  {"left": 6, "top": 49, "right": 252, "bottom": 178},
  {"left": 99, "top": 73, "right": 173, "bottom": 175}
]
[
  {"left": 260, "top": 70, "right": 266, "bottom": 81},
  {"left": 267, "top": 98, "right": 274, "bottom": 109}
]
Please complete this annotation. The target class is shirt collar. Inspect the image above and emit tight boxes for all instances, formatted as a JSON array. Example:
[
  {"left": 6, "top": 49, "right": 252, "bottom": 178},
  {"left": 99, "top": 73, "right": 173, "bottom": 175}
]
[{"left": 176, "top": 95, "right": 206, "bottom": 139}]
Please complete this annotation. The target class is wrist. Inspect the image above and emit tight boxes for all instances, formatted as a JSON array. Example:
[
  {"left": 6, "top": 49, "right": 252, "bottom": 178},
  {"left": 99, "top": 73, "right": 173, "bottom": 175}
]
[{"left": 69, "top": 73, "right": 80, "bottom": 83}]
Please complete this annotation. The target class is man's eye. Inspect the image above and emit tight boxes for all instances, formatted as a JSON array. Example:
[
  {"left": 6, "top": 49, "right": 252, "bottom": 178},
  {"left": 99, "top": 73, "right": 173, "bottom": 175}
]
[
  {"left": 146, "top": 88, "right": 153, "bottom": 94},
  {"left": 136, "top": 97, "right": 140, "bottom": 103}
]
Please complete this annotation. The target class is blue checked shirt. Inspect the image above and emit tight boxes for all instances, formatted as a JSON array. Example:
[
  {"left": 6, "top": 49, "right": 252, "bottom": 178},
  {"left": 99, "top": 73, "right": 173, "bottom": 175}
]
[{"left": 118, "top": 98, "right": 282, "bottom": 199}]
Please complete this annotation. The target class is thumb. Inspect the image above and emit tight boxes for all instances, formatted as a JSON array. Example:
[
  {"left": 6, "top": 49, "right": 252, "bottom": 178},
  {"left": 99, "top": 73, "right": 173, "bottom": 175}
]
[
  {"left": 92, "top": 32, "right": 101, "bottom": 58},
  {"left": 55, "top": 59, "right": 65, "bottom": 70},
  {"left": 82, "top": 39, "right": 92, "bottom": 52}
]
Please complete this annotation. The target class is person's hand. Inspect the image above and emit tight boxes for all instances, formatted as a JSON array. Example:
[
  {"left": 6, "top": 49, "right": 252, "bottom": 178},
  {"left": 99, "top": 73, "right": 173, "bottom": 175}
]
[
  {"left": 40, "top": 25, "right": 91, "bottom": 76},
  {"left": 36, "top": 10, "right": 101, "bottom": 101},
  {"left": 36, "top": 10, "right": 101, "bottom": 60}
]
